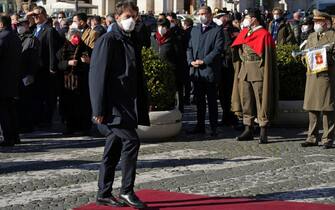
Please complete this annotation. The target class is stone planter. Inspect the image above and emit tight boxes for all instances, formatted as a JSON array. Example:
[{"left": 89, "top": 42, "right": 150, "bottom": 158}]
[
  {"left": 273, "top": 100, "right": 308, "bottom": 127},
  {"left": 137, "top": 108, "right": 182, "bottom": 140}
]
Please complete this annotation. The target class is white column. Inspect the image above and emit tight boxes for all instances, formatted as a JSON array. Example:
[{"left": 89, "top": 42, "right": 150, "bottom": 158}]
[
  {"left": 173, "top": 0, "right": 177, "bottom": 12},
  {"left": 154, "top": 0, "right": 164, "bottom": 14},
  {"left": 138, "top": 0, "right": 154, "bottom": 13},
  {"left": 207, "top": 0, "right": 222, "bottom": 10}
]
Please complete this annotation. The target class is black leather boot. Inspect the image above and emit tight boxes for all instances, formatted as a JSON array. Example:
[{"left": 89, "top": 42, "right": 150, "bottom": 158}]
[
  {"left": 259, "top": 127, "right": 268, "bottom": 144},
  {"left": 236, "top": 126, "right": 254, "bottom": 141}
]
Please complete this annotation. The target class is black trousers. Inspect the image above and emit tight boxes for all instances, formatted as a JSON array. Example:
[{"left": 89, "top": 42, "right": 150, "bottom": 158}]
[
  {"left": 18, "top": 83, "right": 35, "bottom": 132},
  {"left": 0, "top": 98, "right": 19, "bottom": 144},
  {"left": 33, "top": 72, "right": 60, "bottom": 126},
  {"left": 97, "top": 128, "right": 140, "bottom": 198},
  {"left": 193, "top": 81, "right": 218, "bottom": 129}
]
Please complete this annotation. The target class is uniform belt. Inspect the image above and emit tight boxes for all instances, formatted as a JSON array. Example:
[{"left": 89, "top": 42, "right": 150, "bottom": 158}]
[{"left": 243, "top": 55, "right": 261, "bottom": 62}]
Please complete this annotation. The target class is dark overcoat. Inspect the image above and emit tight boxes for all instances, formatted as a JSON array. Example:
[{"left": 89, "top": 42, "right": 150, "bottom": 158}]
[
  {"left": 0, "top": 28, "right": 22, "bottom": 98},
  {"left": 89, "top": 25, "right": 150, "bottom": 129},
  {"left": 186, "top": 22, "right": 224, "bottom": 83}
]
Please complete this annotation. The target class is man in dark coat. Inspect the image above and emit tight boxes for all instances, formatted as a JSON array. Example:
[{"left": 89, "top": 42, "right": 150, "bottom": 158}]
[
  {"left": 182, "top": 18, "right": 193, "bottom": 105},
  {"left": 16, "top": 18, "right": 40, "bottom": 133},
  {"left": 167, "top": 12, "right": 188, "bottom": 112},
  {"left": 91, "top": 15, "right": 106, "bottom": 37},
  {"left": 0, "top": 15, "right": 22, "bottom": 146},
  {"left": 268, "top": 7, "right": 296, "bottom": 45},
  {"left": 27, "top": 6, "right": 61, "bottom": 127},
  {"left": 214, "top": 10, "right": 238, "bottom": 127},
  {"left": 89, "top": 1, "right": 149, "bottom": 209},
  {"left": 187, "top": 6, "right": 224, "bottom": 136}
]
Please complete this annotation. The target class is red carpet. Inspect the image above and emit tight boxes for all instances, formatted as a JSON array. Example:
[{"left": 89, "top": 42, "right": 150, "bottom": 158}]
[{"left": 74, "top": 190, "right": 335, "bottom": 210}]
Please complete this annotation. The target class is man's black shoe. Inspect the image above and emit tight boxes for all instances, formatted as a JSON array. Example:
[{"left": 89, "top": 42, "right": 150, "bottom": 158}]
[
  {"left": 96, "top": 196, "right": 126, "bottom": 207},
  {"left": 323, "top": 142, "right": 333, "bottom": 149},
  {"left": 301, "top": 142, "right": 318, "bottom": 147},
  {"left": 259, "top": 127, "right": 268, "bottom": 144},
  {"left": 119, "top": 192, "right": 147, "bottom": 209},
  {"left": 236, "top": 126, "right": 254, "bottom": 141},
  {"left": 210, "top": 128, "right": 218, "bottom": 137},
  {"left": 0, "top": 141, "right": 14, "bottom": 147},
  {"left": 187, "top": 126, "right": 206, "bottom": 134}
]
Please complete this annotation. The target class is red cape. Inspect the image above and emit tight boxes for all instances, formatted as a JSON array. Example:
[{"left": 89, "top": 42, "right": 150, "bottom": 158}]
[{"left": 231, "top": 27, "right": 275, "bottom": 56}]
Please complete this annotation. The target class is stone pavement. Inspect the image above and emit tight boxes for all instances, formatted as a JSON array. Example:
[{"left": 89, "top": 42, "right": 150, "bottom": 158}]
[{"left": 0, "top": 106, "right": 334, "bottom": 210}]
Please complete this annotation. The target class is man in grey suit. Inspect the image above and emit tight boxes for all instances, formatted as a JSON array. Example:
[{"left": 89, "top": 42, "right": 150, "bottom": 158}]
[{"left": 187, "top": 5, "right": 224, "bottom": 136}]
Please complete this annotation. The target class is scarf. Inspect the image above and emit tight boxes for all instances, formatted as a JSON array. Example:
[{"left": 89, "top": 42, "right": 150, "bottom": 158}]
[{"left": 155, "top": 30, "right": 171, "bottom": 46}]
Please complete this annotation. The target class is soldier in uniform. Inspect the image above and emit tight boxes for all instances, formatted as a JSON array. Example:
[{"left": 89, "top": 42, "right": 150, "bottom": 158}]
[
  {"left": 301, "top": 10, "right": 335, "bottom": 149},
  {"left": 231, "top": 8, "right": 278, "bottom": 144}
]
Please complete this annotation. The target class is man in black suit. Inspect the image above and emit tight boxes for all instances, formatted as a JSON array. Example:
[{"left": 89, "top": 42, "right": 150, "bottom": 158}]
[
  {"left": 167, "top": 12, "right": 187, "bottom": 112},
  {"left": 89, "top": 1, "right": 150, "bottom": 209},
  {"left": 27, "top": 6, "right": 60, "bottom": 127},
  {"left": 0, "top": 15, "right": 22, "bottom": 146},
  {"left": 187, "top": 5, "right": 224, "bottom": 136}
]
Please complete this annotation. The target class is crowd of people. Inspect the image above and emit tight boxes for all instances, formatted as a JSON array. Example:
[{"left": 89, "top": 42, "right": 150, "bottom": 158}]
[{"left": 0, "top": 2, "right": 335, "bottom": 148}]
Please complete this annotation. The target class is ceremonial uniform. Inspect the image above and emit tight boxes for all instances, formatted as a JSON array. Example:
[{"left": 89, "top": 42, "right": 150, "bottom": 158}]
[
  {"left": 302, "top": 10, "right": 335, "bottom": 149},
  {"left": 231, "top": 25, "right": 278, "bottom": 143}
]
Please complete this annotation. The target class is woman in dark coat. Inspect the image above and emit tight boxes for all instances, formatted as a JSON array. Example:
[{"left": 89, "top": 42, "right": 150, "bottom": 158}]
[
  {"left": 151, "top": 18, "right": 180, "bottom": 108},
  {"left": 57, "top": 28, "right": 92, "bottom": 135}
]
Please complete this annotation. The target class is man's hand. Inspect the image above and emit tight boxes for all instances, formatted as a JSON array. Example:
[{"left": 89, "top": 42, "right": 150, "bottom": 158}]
[
  {"left": 81, "top": 55, "right": 90, "bottom": 64},
  {"left": 93, "top": 116, "right": 104, "bottom": 124},
  {"left": 68, "top": 60, "right": 78, "bottom": 66},
  {"left": 195, "top": 60, "right": 204, "bottom": 65},
  {"left": 191, "top": 61, "right": 199, "bottom": 68},
  {"left": 25, "top": 11, "right": 35, "bottom": 17}
]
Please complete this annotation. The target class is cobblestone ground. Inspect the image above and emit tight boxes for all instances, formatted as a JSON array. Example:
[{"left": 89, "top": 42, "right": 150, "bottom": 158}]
[{"left": 0, "top": 106, "right": 335, "bottom": 210}]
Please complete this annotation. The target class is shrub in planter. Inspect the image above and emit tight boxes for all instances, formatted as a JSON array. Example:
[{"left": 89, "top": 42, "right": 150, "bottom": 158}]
[
  {"left": 276, "top": 44, "right": 306, "bottom": 100},
  {"left": 141, "top": 47, "right": 176, "bottom": 111}
]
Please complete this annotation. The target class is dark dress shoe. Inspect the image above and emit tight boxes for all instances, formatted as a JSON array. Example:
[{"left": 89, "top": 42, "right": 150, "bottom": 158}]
[
  {"left": 301, "top": 142, "right": 318, "bottom": 147},
  {"left": 323, "top": 142, "right": 333, "bottom": 149},
  {"left": 119, "top": 192, "right": 147, "bottom": 209},
  {"left": 236, "top": 126, "right": 254, "bottom": 141},
  {"left": 96, "top": 196, "right": 126, "bottom": 207}
]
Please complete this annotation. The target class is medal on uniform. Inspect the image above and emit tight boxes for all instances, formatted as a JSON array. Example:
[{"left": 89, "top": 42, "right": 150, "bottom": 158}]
[{"left": 305, "top": 47, "right": 328, "bottom": 74}]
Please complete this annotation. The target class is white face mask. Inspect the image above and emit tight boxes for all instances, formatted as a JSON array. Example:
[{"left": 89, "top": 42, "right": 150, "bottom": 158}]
[
  {"left": 273, "top": 15, "right": 280, "bottom": 20},
  {"left": 70, "top": 22, "right": 78, "bottom": 30},
  {"left": 301, "top": 25, "right": 309, "bottom": 33},
  {"left": 213, "top": 18, "right": 223, "bottom": 26},
  {"left": 199, "top": 15, "right": 208, "bottom": 25},
  {"left": 170, "top": 23, "right": 176, "bottom": 28},
  {"left": 242, "top": 19, "right": 251, "bottom": 28},
  {"left": 158, "top": 26, "right": 167, "bottom": 36},
  {"left": 119, "top": 17, "right": 136, "bottom": 33},
  {"left": 314, "top": 23, "right": 324, "bottom": 33},
  {"left": 17, "top": 26, "right": 26, "bottom": 34}
]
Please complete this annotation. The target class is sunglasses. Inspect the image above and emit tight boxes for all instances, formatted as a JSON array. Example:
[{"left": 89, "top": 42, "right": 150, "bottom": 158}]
[{"left": 33, "top": 13, "right": 43, "bottom": 17}]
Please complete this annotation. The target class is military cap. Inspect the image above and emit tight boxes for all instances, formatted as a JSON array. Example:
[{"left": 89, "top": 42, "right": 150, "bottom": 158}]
[
  {"left": 214, "top": 9, "right": 228, "bottom": 18},
  {"left": 313, "top": 9, "right": 332, "bottom": 21}
]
